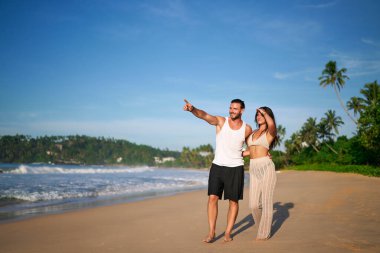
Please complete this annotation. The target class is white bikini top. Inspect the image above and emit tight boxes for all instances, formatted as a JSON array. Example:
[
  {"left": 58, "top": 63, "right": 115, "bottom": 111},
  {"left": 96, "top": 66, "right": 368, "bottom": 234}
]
[{"left": 247, "top": 131, "right": 270, "bottom": 150}]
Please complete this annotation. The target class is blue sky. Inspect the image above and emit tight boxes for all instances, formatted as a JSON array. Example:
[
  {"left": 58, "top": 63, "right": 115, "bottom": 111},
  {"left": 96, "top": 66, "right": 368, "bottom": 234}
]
[{"left": 1, "top": 0, "right": 380, "bottom": 151}]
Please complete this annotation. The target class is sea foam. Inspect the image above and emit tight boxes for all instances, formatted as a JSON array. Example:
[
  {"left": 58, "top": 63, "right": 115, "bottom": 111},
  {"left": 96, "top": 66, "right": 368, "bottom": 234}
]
[{"left": 6, "top": 165, "right": 154, "bottom": 174}]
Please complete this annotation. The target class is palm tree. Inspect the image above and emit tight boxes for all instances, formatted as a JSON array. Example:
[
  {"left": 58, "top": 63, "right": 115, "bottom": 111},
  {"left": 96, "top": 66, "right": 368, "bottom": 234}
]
[
  {"left": 285, "top": 131, "right": 302, "bottom": 154},
  {"left": 319, "top": 61, "right": 357, "bottom": 124},
  {"left": 323, "top": 110, "right": 344, "bottom": 136},
  {"left": 300, "top": 117, "right": 319, "bottom": 152},
  {"left": 317, "top": 110, "right": 343, "bottom": 154},
  {"left": 317, "top": 119, "right": 333, "bottom": 139},
  {"left": 276, "top": 124, "right": 286, "bottom": 147},
  {"left": 356, "top": 81, "right": 380, "bottom": 157},
  {"left": 360, "top": 80, "right": 380, "bottom": 107},
  {"left": 347, "top": 96, "right": 365, "bottom": 116}
]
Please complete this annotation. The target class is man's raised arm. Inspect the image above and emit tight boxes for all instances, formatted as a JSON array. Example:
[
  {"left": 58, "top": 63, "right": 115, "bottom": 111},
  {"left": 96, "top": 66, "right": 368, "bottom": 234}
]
[{"left": 183, "top": 99, "right": 222, "bottom": 126}]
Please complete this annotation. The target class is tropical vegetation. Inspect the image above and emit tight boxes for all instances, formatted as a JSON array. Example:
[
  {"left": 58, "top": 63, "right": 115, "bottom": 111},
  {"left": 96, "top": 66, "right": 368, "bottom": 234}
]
[
  {"left": 0, "top": 135, "right": 216, "bottom": 168},
  {"left": 0, "top": 135, "right": 179, "bottom": 166},
  {"left": 282, "top": 61, "right": 379, "bottom": 176}
]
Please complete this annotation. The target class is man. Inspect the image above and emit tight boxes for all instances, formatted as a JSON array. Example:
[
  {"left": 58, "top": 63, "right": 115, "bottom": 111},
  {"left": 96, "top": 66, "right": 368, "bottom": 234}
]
[{"left": 183, "top": 98, "right": 252, "bottom": 243}]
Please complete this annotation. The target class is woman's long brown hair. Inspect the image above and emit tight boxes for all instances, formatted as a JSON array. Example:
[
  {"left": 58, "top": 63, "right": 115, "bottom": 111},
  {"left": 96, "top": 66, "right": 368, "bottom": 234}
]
[{"left": 255, "top": 106, "right": 279, "bottom": 150}]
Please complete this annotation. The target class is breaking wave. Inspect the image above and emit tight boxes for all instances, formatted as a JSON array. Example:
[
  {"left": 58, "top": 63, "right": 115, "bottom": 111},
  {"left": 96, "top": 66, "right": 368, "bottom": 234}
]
[{"left": 5, "top": 165, "right": 154, "bottom": 174}]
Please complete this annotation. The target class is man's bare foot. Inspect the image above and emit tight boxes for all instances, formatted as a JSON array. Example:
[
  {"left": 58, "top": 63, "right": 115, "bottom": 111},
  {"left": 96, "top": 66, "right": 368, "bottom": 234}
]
[{"left": 203, "top": 234, "right": 215, "bottom": 243}]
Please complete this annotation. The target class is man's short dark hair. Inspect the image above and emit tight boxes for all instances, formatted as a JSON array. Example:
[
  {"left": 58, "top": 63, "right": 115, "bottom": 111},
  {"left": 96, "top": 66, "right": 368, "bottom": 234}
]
[{"left": 231, "top": 99, "right": 245, "bottom": 109}]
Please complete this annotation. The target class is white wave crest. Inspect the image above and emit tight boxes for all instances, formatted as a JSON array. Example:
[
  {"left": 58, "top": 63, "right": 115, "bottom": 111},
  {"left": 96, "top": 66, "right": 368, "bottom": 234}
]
[
  {"left": 1, "top": 180, "right": 208, "bottom": 202},
  {"left": 1, "top": 190, "right": 98, "bottom": 202},
  {"left": 6, "top": 165, "right": 154, "bottom": 174}
]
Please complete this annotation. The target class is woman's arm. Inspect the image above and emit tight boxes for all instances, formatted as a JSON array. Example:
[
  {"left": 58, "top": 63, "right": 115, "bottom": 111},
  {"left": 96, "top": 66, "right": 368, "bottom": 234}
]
[{"left": 257, "top": 108, "right": 277, "bottom": 138}]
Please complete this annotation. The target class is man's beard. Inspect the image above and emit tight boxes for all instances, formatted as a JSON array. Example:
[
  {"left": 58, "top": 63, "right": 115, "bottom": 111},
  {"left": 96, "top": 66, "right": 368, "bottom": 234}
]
[{"left": 230, "top": 112, "right": 242, "bottom": 120}]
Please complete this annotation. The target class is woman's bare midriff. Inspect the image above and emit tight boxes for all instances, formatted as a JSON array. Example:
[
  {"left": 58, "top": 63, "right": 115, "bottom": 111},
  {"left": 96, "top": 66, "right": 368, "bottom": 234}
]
[{"left": 249, "top": 146, "right": 269, "bottom": 159}]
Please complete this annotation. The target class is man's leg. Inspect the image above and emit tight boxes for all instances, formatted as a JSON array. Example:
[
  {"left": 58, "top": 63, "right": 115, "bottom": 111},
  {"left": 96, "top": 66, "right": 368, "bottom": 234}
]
[
  {"left": 203, "top": 194, "right": 219, "bottom": 243},
  {"left": 224, "top": 199, "right": 239, "bottom": 241},
  {"left": 223, "top": 165, "right": 244, "bottom": 242}
]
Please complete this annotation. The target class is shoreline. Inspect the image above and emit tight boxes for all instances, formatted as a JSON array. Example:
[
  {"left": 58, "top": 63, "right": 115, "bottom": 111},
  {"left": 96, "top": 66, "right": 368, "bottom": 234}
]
[
  {"left": 0, "top": 186, "right": 208, "bottom": 225},
  {"left": 1, "top": 170, "right": 379, "bottom": 253},
  {"left": 0, "top": 165, "right": 210, "bottom": 223}
]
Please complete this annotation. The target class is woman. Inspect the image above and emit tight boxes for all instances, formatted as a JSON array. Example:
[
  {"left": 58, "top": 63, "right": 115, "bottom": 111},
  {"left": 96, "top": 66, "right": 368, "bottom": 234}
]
[{"left": 243, "top": 107, "right": 278, "bottom": 240}]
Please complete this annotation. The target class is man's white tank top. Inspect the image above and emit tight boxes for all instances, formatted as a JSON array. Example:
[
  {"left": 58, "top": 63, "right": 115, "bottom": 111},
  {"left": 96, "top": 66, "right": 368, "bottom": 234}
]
[{"left": 212, "top": 117, "right": 246, "bottom": 167}]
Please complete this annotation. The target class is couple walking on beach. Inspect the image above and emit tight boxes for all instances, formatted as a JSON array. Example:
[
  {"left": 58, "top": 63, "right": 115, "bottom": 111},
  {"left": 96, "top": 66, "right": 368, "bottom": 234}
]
[{"left": 183, "top": 98, "right": 278, "bottom": 243}]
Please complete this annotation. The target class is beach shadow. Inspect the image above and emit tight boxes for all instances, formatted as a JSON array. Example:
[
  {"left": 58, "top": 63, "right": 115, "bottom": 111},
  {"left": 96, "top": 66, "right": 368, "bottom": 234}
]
[
  {"left": 213, "top": 202, "right": 294, "bottom": 241},
  {"left": 271, "top": 202, "right": 294, "bottom": 237},
  {"left": 231, "top": 214, "right": 255, "bottom": 237},
  {"left": 214, "top": 214, "right": 255, "bottom": 242}
]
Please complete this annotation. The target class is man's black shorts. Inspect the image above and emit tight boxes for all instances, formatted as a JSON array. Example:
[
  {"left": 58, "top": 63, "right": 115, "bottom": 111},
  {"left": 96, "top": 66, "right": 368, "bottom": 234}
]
[{"left": 208, "top": 163, "right": 244, "bottom": 201}]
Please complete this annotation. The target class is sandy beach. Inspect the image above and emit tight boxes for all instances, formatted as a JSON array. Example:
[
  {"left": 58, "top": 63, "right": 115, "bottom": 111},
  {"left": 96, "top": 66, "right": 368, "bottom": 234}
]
[{"left": 1, "top": 170, "right": 379, "bottom": 253}]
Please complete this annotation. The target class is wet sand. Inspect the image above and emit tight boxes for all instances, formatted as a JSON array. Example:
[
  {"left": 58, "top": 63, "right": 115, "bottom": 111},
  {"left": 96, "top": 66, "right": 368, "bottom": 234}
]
[{"left": 0, "top": 170, "right": 379, "bottom": 253}]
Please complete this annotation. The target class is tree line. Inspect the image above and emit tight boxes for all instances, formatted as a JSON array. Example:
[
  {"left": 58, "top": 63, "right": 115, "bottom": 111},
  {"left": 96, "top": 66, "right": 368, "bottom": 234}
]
[
  {"left": 0, "top": 135, "right": 180, "bottom": 166},
  {"left": 0, "top": 135, "right": 216, "bottom": 168}
]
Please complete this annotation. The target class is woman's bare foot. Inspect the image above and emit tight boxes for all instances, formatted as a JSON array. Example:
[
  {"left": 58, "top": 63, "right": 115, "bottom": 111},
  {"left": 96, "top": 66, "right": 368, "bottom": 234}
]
[{"left": 255, "top": 237, "right": 268, "bottom": 241}]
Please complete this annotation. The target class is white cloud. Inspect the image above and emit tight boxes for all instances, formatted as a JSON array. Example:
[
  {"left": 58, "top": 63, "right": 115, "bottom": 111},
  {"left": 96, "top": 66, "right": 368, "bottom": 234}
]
[
  {"left": 328, "top": 50, "right": 380, "bottom": 77},
  {"left": 300, "top": 1, "right": 338, "bottom": 9},
  {"left": 361, "top": 38, "right": 380, "bottom": 47},
  {"left": 143, "top": 0, "right": 185, "bottom": 19},
  {"left": 140, "top": 0, "right": 198, "bottom": 25},
  {"left": 96, "top": 24, "right": 144, "bottom": 41},
  {"left": 273, "top": 72, "right": 291, "bottom": 80},
  {"left": 273, "top": 68, "right": 319, "bottom": 81},
  {"left": 248, "top": 19, "right": 322, "bottom": 48},
  {"left": 211, "top": 7, "right": 322, "bottom": 47}
]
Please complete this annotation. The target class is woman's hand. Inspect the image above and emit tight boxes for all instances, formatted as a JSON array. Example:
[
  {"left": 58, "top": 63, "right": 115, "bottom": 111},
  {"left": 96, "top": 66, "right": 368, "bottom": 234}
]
[{"left": 257, "top": 108, "right": 266, "bottom": 116}]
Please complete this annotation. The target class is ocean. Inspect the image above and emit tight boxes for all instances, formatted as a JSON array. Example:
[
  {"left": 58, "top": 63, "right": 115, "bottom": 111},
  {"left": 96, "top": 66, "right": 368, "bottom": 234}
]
[{"left": 0, "top": 163, "right": 210, "bottom": 222}]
